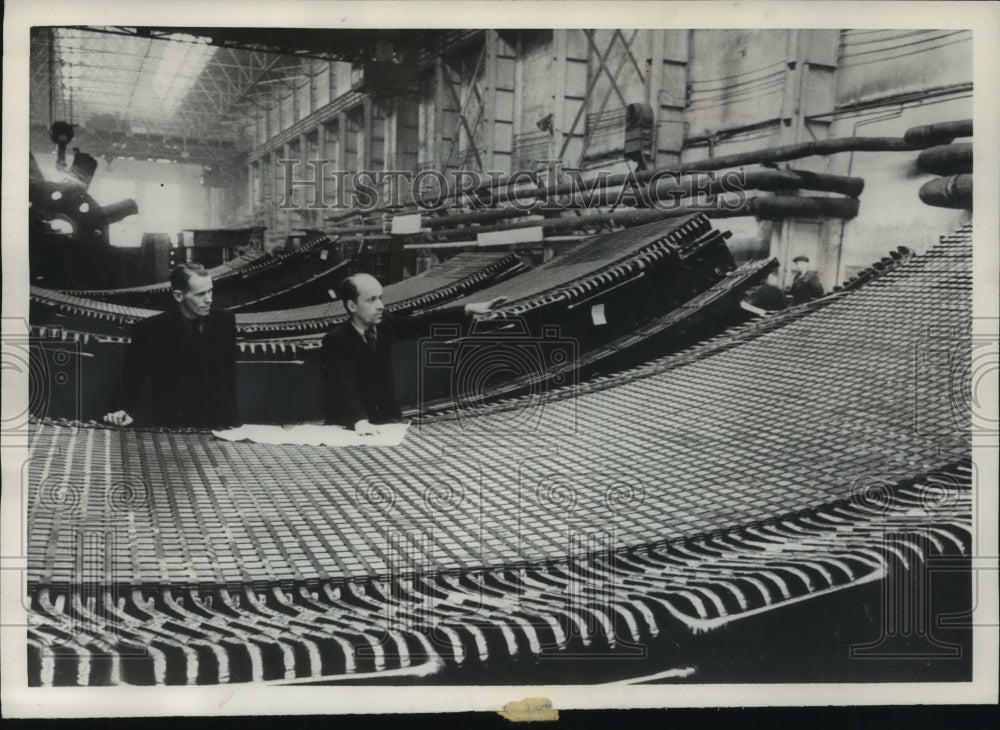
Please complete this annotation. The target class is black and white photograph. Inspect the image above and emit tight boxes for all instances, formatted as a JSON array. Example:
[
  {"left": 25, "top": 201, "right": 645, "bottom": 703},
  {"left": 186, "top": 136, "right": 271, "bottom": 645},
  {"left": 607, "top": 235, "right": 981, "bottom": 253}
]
[{"left": 2, "top": 0, "right": 998, "bottom": 718}]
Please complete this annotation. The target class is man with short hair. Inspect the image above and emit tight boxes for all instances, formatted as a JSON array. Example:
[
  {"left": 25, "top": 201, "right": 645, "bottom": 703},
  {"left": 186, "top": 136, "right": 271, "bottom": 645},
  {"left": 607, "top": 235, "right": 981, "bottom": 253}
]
[
  {"left": 789, "top": 255, "right": 824, "bottom": 305},
  {"left": 322, "top": 273, "right": 504, "bottom": 435},
  {"left": 104, "top": 263, "right": 240, "bottom": 428}
]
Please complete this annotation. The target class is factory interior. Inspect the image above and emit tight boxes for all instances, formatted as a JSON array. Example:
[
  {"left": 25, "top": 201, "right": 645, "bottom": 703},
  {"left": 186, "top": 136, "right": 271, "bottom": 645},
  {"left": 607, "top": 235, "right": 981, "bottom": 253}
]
[{"left": 19, "top": 25, "right": 982, "bottom": 690}]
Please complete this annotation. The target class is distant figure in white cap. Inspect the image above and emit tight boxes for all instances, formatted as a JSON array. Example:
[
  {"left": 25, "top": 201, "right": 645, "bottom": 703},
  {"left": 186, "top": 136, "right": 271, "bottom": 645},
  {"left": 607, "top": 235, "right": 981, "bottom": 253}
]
[{"left": 790, "top": 255, "right": 824, "bottom": 305}]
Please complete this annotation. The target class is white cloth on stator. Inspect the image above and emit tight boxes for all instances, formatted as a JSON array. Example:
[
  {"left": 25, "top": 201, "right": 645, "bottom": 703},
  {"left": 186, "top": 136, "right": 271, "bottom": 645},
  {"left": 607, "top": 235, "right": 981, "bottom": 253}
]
[{"left": 212, "top": 422, "right": 410, "bottom": 447}]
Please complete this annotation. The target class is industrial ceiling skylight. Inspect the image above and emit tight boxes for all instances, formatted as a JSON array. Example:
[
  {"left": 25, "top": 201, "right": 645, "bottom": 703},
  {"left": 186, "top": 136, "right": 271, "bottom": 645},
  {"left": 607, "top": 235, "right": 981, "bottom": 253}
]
[
  {"left": 150, "top": 34, "right": 216, "bottom": 115},
  {"left": 54, "top": 28, "right": 216, "bottom": 129}
]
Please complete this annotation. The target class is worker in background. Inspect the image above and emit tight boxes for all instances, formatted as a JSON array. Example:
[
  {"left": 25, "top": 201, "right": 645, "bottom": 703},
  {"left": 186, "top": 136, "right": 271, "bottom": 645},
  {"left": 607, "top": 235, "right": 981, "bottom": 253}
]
[
  {"left": 748, "top": 269, "right": 787, "bottom": 312},
  {"left": 103, "top": 263, "right": 240, "bottom": 428},
  {"left": 322, "top": 273, "right": 505, "bottom": 435},
  {"left": 790, "top": 255, "right": 824, "bottom": 305}
]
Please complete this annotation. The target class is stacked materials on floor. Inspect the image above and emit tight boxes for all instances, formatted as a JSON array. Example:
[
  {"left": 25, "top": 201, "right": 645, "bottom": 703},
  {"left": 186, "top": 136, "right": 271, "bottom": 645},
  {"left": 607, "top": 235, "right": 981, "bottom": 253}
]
[
  {"left": 29, "top": 215, "right": 758, "bottom": 423},
  {"left": 30, "top": 251, "right": 526, "bottom": 340},
  {"left": 413, "top": 243, "right": 915, "bottom": 419},
  {"left": 230, "top": 251, "right": 528, "bottom": 338},
  {"left": 387, "top": 213, "right": 754, "bottom": 412},
  {"left": 27, "top": 251, "right": 528, "bottom": 423},
  {"left": 61, "top": 232, "right": 339, "bottom": 310},
  {"left": 24, "top": 223, "right": 972, "bottom": 685}
]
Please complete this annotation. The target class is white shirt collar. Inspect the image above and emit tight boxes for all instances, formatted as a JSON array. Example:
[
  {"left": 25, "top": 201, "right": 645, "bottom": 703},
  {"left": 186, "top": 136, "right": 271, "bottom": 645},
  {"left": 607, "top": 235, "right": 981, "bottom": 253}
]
[{"left": 350, "top": 319, "right": 372, "bottom": 339}]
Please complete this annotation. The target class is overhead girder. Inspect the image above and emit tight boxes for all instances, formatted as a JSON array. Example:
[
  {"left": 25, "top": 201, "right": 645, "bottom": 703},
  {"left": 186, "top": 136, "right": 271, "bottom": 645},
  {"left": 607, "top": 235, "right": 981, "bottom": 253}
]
[
  {"left": 28, "top": 124, "right": 244, "bottom": 167},
  {"left": 106, "top": 26, "right": 414, "bottom": 63},
  {"left": 35, "top": 27, "right": 317, "bottom": 164}
]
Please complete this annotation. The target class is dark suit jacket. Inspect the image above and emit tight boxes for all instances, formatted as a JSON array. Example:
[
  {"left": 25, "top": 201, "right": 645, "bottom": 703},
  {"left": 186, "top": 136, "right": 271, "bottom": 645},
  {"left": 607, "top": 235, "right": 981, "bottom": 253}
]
[
  {"left": 790, "top": 270, "right": 824, "bottom": 305},
  {"left": 750, "top": 283, "right": 787, "bottom": 311},
  {"left": 112, "top": 307, "right": 240, "bottom": 428},
  {"left": 321, "top": 307, "right": 464, "bottom": 428}
]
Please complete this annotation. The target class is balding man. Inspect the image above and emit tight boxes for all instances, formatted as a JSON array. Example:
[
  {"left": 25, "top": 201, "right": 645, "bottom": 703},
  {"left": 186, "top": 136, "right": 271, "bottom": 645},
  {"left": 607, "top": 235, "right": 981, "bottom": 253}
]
[
  {"left": 321, "top": 273, "right": 504, "bottom": 434},
  {"left": 104, "top": 263, "right": 240, "bottom": 428}
]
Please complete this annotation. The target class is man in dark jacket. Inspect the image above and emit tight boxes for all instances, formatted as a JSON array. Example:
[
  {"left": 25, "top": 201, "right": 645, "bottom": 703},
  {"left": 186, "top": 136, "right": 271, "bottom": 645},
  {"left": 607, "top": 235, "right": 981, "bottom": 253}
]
[
  {"left": 103, "top": 263, "right": 240, "bottom": 428},
  {"left": 790, "top": 255, "right": 824, "bottom": 305},
  {"left": 322, "top": 273, "right": 504, "bottom": 435},
  {"left": 749, "top": 270, "right": 788, "bottom": 312}
]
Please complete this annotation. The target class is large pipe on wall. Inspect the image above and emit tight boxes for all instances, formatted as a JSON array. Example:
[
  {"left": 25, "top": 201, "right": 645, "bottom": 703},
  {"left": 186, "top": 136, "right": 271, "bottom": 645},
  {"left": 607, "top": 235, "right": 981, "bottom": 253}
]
[
  {"left": 748, "top": 196, "right": 859, "bottom": 221},
  {"left": 486, "top": 157, "right": 872, "bottom": 207},
  {"left": 647, "top": 169, "right": 864, "bottom": 201},
  {"left": 328, "top": 170, "right": 864, "bottom": 235},
  {"left": 423, "top": 206, "right": 534, "bottom": 229},
  {"left": 419, "top": 195, "right": 861, "bottom": 241},
  {"left": 904, "top": 119, "right": 973, "bottom": 146},
  {"left": 329, "top": 135, "right": 919, "bottom": 221},
  {"left": 482, "top": 136, "right": 923, "bottom": 203},
  {"left": 479, "top": 169, "right": 864, "bottom": 207},
  {"left": 919, "top": 174, "right": 972, "bottom": 210},
  {"left": 328, "top": 191, "right": 861, "bottom": 240},
  {"left": 916, "top": 143, "right": 973, "bottom": 175},
  {"left": 492, "top": 195, "right": 859, "bottom": 236}
]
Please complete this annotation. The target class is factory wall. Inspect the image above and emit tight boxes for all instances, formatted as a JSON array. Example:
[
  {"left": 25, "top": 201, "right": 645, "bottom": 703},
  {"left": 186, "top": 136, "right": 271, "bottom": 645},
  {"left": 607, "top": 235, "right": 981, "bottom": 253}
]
[
  {"left": 828, "top": 100, "right": 971, "bottom": 285},
  {"left": 680, "top": 29, "right": 971, "bottom": 289},
  {"left": 827, "top": 30, "right": 972, "bottom": 282},
  {"left": 686, "top": 29, "right": 791, "bottom": 142},
  {"left": 246, "top": 29, "right": 972, "bottom": 288},
  {"left": 512, "top": 30, "right": 554, "bottom": 170}
]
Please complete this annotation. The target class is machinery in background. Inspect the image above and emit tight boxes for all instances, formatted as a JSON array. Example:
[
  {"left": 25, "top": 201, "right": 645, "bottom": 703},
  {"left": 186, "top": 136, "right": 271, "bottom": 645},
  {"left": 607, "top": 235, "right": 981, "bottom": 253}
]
[
  {"left": 137, "top": 233, "right": 173, "bottom": 285},
  {"left": 174, "top": 227, "right": 267, "bottom": 268},
  {"left": 30, "top": 122, "right": 139, "bottom": 289}
]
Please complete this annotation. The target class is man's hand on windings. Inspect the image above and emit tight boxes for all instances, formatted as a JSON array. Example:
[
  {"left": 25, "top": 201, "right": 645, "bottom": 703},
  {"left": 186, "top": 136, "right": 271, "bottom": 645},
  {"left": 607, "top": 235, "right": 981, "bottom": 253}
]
[
  {"left": 465, "top": 296, "right": 508, "bottom": 317},
  {"left": 354, "top": 419, "right": 382, "bottom": 436},
  {"left": 103, "top": 410, "right": 134, "bottom": 427}
]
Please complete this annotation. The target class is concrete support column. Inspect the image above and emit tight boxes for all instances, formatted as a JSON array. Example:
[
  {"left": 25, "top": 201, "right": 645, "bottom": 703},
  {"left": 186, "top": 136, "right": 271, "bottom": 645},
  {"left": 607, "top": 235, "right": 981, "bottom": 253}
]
[
  {"left": 650, "top": 30, "right": 689, "bottom": 168},
  {"left": 337, "top": 111, "right": 353, "bottom": 206},
  {"left": 486, "top": 31, "right": 515, "bottom": 176},
  {"left": 550, "top": 29, "right": 587, "bottom": 167},
  {"left": 485, "top": 30, "right": 498, "bottom": 170},
  {"left": 771, "top": 29, "right": 841, "bottom": 290},
  {"left": 265, "top": 150, "right": 278, "bottom": 248},
  {"left": 392, "top": 98, "right": 420, "bottom": 203},
  {"left": 434, "top": 56, "right": 446, "bottom": 171},
  {"left": 551, "top": 29, "right": 567, "bottom": 164},
  {"left": 362, "top": 97, "right": 374, "bottom": 171},
  {"left": 305, "top": 60, "right": 315, "bottom": 116}
]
